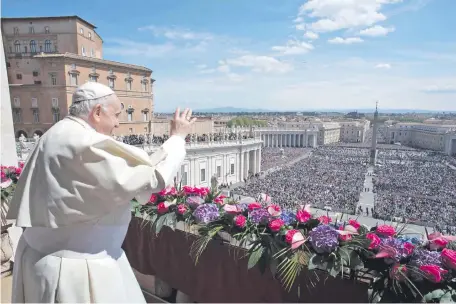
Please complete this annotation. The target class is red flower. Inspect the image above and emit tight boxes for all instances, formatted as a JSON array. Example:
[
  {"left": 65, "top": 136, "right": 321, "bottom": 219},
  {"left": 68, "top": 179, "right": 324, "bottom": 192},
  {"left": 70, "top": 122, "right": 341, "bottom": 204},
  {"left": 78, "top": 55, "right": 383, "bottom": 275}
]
[
  {"left": 296, "top": 210, "right": 311, "bottom": 223},
  {"left": 403, "top": 242, "right": 415, "bottom": 255},
  {"left": 441, "top": 248, "right": 456, "bottom": 271},
  {"left": 269, "top": 219, "right": 285, "bottom": 232},
  {"left": 429, "top": 238, "right": 449, "bottom": 251},
  {"left": 348, "top": 219, "right": 361, "bottom": 230},
  {"left": 285, "top": 229, "right": 305, "bottom": 249},
  {"left": 419, "top": 265, "right": 448, "bottom": 283},
  {"left": 390, "top": 264, "right": 407, "bottom": 282},
  {"left": 149, "top": 194, "right": 158, "bottom": 204},
  {"left": 0, "top": 171, "right": 6, "bottom": 181},
  {"left": 157, "top": 202, "right": 168, "bottom": 214},
  {"left": 19, "top": 162, "right": 25, "bottom": 168},
  {"left": 339, "top": 234, "right": 352, "bottom": 242},
  {"left": 159, "top": 186, "right": 177, "bottom": 196},
  {"left": 182, "top": 186, "right": 195, "bottom": 195},
  {"left": 285, "top": 229, "right": 298, "bottom": 244},
  {"left": 366, "top": 232, "right": 381, "bottom": 249},
  {"left": 14, "top": 167, "right": 22, "bottom": 175},
  {"left": 214, "top": 195, "right": 226, "bottom": 205},
  {"left": 248, "top": 202, "right": 262, "bottom": 211},
  {"left": 177, "top": 204, "right": 187, "bottom": 215},
  {"left": 376, "top": 225, "right": 396, "bottom": 237},
  {"left": 197, "top": 187, "right": 210, "bottom": 196},
  {"left": 318, "top": 215, "right": 331, "bottom": 224},
  {"left": 234, "top": 215, "right": 246, "bottom": 228}
]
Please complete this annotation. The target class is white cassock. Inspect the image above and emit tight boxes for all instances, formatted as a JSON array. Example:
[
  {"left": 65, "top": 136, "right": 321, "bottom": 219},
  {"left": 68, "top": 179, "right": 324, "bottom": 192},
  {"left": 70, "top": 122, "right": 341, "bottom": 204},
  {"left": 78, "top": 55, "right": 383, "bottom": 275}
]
[{"left": 7, "top": 116, "right": 186, "bottom": 303}]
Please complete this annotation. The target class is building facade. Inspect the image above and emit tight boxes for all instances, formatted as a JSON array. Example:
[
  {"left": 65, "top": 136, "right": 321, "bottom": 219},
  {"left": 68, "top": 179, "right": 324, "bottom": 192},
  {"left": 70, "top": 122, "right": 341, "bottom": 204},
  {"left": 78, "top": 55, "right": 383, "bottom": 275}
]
[
  {"left": 338, "top": 120, "right": 370, "bottom": 143},
  {"left": 385, "top": 123, "right": 456, "bottom": 153},
  {"left": 2, "top": 16, "right": 154, "bottom": 137}
]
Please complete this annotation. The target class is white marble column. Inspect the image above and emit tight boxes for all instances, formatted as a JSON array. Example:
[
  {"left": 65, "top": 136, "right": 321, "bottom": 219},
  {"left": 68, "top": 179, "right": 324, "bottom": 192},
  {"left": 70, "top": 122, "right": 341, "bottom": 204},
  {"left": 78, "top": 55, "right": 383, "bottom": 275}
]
[
  {"left": 252, "top": 149, "right": 257, "bottom": 173},
  {"left": 239, "top": 152, "right": 244, "bottom": 181},
  {"left": 244, "top": 151, "right": 250, "bottom": 177},
  {"left": 257, "top": 148, "right": 261, "bottom": 173}
]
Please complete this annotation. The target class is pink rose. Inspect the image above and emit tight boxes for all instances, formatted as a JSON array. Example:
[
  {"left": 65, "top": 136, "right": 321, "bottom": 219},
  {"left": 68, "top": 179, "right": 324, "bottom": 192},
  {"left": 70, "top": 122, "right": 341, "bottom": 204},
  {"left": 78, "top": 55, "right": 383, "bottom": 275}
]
[
  {"left": 419, "top": 265, "right": 448, "bottom": 283},
  {"left": 149, "top": 194, "right": 158, "bottom": 204},
  {"left": 348, "top": 219, "right": 361, "bottom": 230},
  {"left": 376, "top": 225, "right": 396, "bottom": 237},
  {"left": 429, "top": 238, "right": 449, "bottom": 251},
  {"left": 182, "top": 186, "right": 195, "bottom": 195},
  {"left": 285, "top": 229, "right": 305, "bottom": 249},
  {"left": 234, "top": 215, "right": 246, "bottom": 228},
  {"left": 296, "top": 210, "right": 311, "bottom": 223},
  {"left": 269, "top": 219, "right": 285, "bottom": 232},
  {"left": 366, "top": 232, "right": 381, "bottom": 249},
  {"left": 14, "top": 167, "right": 22, "bottom": 175},
  {"left": 177, "top": 204, "right": 187, "bottom": 215},
  {"left": 318, "top": 216, "right": 331, "bottom": 224},
  {"left": 159, "top": 186, "right": 177, "bottom": 196},
  {"left": 248, "top": 202, "right": 262, "bottom": 211},
  {"left": 19, "top": 162, "right": 25, "bottom": 168},
  {"left": 267, "top": 204, "right": 282, "bottom": 217},
  {"left": 339, "top": 234, "right": 352, "bottom": 242},
  {"left": 0, "top": 171, "right": 6, "bottom": 181},
  {"left": 197, "top": 187, "right": 210, "bottom": 196},
  {"left": 441, "top": 248, "right": 456, "bottom": 271},
  {"left": 403, "top": 242, "right": 415, "bottom": 255},
  {"left": 390, "top": 264, "right": 407, "bottom": 282},
  {"left": 223, "top": 204, "right": 241, "bottom": 214},
  {"left": 214, "top": 195, "right": 227, "bottom": 205},
  {"left": 157, "top": 202, "right": 168, "bottom": 214}
]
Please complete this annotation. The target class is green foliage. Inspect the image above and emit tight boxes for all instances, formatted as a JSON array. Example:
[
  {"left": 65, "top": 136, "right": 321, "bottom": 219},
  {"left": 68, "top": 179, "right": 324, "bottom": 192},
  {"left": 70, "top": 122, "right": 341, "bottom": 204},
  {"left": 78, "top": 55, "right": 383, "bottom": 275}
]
[
  {"left": 447, "top": 241, "right": 456, "bottom": 250},
  {"left": 226, "top": 117, "right": 268, "bottom": 127}
]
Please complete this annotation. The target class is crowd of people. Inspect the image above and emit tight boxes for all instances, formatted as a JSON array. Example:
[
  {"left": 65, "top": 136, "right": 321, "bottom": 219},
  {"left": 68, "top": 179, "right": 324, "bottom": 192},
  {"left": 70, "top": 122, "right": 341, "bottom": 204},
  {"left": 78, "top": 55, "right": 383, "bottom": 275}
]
[
  {"left": 372, "top": 150, "right": 456, "bottom": 230},
  {"left": 260, "top": 148, "right": 308, "bottom": 171},
  {"left": 115, "top": 132, "right": 254, "bottom": 146},
  {"left": 234, "top": 146, "right": 367, "bottom": 213}
]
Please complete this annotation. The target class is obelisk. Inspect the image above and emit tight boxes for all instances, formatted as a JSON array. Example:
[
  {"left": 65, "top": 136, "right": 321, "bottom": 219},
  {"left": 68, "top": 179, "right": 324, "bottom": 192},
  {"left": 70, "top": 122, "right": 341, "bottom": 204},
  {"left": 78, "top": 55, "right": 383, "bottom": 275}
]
[
  {"left": 1, "top": 30, "right": 18, "bottom": 166},
  {"left": 370, "top": 101, "right": 379, "bottom": 165}
]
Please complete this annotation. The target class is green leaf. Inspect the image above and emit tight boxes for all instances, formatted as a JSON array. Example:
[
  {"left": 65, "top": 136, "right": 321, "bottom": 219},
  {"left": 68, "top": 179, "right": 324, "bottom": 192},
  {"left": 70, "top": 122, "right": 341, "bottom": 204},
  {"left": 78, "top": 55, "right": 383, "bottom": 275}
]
[
  {"left": 248, "top": 246, "right": 264, "bottom": 269},
  {"left": 308, "top": 254, "right": 327, "bottom": 271},
  {"left": 358, "top": 225, "right": 369, "bottom": 235},
  {"left": 447, "top": 241, "right": 456, "bottom": 250},
  {"left": 339, "top": 248, "right": 364, "bottom": 270},
  {"left": 154, "top": 214, "right": 167, "bottom": 234}
]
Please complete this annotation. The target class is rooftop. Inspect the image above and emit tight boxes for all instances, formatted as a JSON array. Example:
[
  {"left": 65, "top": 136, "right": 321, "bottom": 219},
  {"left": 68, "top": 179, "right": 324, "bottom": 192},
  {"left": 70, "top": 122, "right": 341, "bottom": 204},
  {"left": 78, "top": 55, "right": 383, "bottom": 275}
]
[{"left": 1, "top": 15, "right": 97, "bottom": 29}]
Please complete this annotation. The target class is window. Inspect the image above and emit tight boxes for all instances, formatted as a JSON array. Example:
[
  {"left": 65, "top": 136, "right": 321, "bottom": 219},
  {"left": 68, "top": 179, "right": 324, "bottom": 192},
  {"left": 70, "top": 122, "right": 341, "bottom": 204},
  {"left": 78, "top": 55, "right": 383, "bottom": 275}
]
[
  {"left": 91, "top": 48, "right": 94, "bottom": 57},
  {"left": 50, "top": 74, "right": 57, "bottom": 85},
  {"left": 52, "top": 98, "right": 59, "bottom": 108},
  {"left": 200, "top": 168, "right": 206, "bottom": 182},
  {"left": 52, "top": 110, "right": 60, "bottom": 123},
  {"left": 181, "top": 171, "right": 188, "bottom": 185},
  {"left": 217, "top": 166, "right": 221, "bottom": 178},
  {"left": 143, "top": 112, "right": 148, "bottom": 121},
  {"left": 16, "top": 74, "right": 22, "bottom": 80},
  {"left": 31, "top": 98, "right": 38, "bottom": 108},
  {"left": 13, "top": 109, "right": 22, "bottom": 123},
  {"left": 29, "top": 26, "right": 35, "bottom": 34},
  {"left": 14, "top": 40, "right": 21, "bottom": 53},
  {"left": 6, "top": 62, "right": 10, "bottom": 68},
  {"left": 13, "top": 27, "right": 19, "bottom": 35},
  {"left": 24, "top": 46, "right": 27, "bottom": 53},
  {"left": 70, "top": 74, "right": 78, "bottom": 86},
  {"left": 45, "top": 26, "right": 50, "bottom": 34},
  {"left": 44, "top": 40, "right": 52, "bottom": 52},
  {"left": 126, "top": 80, "right": 132, "bottom": 90},
  {"left": 13, "top": 97, "right": 20, "bottom": 107},
  {"left": 142, "top": 81, "right": 147, "bottom": 92},
  {"left": 80, "top": 27, "right": 84, "bottom": 34},
  {"left": 88, "top": 32, "right": 92, "bottom": 39},
  {"left": 82, "top": 46, "right": 86, "bottom": 56},
  {"left": 230, "top": 163, "right": 235, "bottom": 175},
  {"left": 127, "top": 112, "right": 132, "bottom": 122},
  {"left": 89, "top": 75, "right": 97, "bottom": 82},
  {"left": 30, "top": 40, "right": 37, "bottom": 53},
  {"left": 108, "top": 78, "right": 115, "bottom": 89},
  {"left": 129, "top": 128, "right": 133, "bottom": 133},
  {"left": 32, "top": 71, "right": 39, "bottom": 77},
  {"left": 32, "top": 109, "right": 40, "bottom": 123}
]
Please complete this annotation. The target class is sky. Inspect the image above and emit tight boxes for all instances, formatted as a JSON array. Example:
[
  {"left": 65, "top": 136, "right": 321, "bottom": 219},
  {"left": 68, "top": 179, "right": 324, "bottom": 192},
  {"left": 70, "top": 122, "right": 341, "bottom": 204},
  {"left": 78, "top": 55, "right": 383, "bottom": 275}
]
[{"left": 2, "top": 0, "right": 456, "bottom": 112}]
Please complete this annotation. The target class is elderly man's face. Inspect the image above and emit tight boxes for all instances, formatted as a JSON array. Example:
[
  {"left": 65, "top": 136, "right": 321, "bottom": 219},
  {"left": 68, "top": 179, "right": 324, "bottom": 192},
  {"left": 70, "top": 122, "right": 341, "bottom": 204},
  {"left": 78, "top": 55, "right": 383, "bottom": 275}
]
[{"left": 89, "top": 95, "right": 122, "bottom": 135}]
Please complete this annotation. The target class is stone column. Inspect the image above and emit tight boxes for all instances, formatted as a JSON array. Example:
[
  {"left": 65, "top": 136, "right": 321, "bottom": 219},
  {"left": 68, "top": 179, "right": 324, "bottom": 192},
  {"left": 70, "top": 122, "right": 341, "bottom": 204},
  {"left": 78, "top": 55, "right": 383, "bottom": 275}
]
[
  {"left": 244, "top": 151, "right": 250, "bottom": 178},
  {"left": 239, "top": 151, "right": 244, "bottom": 181},
  {"left": 252, "top": 149, "right": 257, "bottom": 173},
  {"left": 257, "top": 148, "right": 261, "bottom": 173}
]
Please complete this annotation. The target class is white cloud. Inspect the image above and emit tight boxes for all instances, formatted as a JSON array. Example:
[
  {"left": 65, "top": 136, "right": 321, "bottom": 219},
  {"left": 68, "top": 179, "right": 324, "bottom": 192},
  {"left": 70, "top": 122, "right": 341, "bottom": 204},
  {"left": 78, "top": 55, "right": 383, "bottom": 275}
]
[
  {"left": 139, "top": 25, "right": 213, "bottom": 41},
  {"left": 104, "top": 39, "right": 176, "bottom": 57},
  {"left": 424, "top": 84, "right": 456, "bottom": 93},
  {"left": 328, "top": 37, "right": 364, "bottom": 45},
  {"left": 298, "top": 0, "right": 401, "bottom": 33},
  {"left": 272, "top": 40, "right": 314, "bottom": 55},
  {"left": 375, "top": 63, "right": 392, "bottom": 69},
  {"left": 196, "top": 64, "right": 207, "bottom": 69},
  {"left": 360, "top": 25, "right": 395, "bottom": 37},
  {"left": 304, "top": 31, "right": 319, "bottom": 40},
  {"left": 295, "top": 23, "right": 306, "bottom": 31},
  {"left": 294, "top": 16, "right": 304, "bottom": 23},
  {"left": 217, "top": 64, "right": 231, "bottom": 73},
  {"left": 225, "top": 55, "right": 293, "bottom": 73}
]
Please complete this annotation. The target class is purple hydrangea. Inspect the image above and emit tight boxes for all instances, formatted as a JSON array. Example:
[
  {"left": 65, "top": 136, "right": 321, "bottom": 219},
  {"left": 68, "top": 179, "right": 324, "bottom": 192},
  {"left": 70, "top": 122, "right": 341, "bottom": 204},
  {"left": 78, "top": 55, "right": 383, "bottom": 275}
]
[
  {"left": 309, "top": 225, "right": 339, "bottom": 254},
  {"left": 187, "top": 196, "right": 204, "bottom": 208},
  {"left": 193, "top": 203, "right": 219, "bottom": 224},
  {"left": 239, "top": 203, "right": 249, "bottom": 212},
  {"left": 248, "top": 208, "right": 270, "bottom": 224},
  {"left": 280, "top": 210, "right": 296, "bottom": 226},
  {"left": 380, "top": 237, "right": 412, "bottom": 262},
  {"left": 409, "top": 249, "right": 442, "bottom": 268}
]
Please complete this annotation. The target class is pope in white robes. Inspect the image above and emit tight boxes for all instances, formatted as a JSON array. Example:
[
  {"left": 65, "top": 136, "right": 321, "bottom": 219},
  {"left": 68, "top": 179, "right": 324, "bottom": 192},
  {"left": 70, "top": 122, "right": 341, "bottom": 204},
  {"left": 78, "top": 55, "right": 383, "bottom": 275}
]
[{"left": 7, "top": 82, "right": 196, "bottom": 303}]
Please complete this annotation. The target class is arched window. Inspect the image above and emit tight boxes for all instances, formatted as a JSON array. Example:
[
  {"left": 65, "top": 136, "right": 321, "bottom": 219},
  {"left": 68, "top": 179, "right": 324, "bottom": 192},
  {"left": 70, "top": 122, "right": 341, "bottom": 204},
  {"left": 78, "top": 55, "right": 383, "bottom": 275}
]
[
  {"left": 30, "top": 40, "right": 37, "bottom": 53},
  {"left": 44, "top": 40, "right": 52, "bottom": 52},
  {"left": 14, "top": 40, "right": 21, "bottom": 53}
]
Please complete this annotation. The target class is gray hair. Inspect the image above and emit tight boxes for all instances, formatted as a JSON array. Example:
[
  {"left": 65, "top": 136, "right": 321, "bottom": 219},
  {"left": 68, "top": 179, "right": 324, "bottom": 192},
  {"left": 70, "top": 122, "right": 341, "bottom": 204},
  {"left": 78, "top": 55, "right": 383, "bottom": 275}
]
[{"left": 68, "top": 95, "right": 113, "bottom": 118}]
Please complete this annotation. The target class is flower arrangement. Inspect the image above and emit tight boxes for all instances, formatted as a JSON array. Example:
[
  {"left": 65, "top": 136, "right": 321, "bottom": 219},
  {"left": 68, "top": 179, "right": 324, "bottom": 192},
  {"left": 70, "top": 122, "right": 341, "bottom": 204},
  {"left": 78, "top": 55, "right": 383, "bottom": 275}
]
[
  {"left": 133, "top": 184, "right": 456, "bottom": 302},
  {"left": 1, "top": 163, "right": 23, "bottom": 202}
]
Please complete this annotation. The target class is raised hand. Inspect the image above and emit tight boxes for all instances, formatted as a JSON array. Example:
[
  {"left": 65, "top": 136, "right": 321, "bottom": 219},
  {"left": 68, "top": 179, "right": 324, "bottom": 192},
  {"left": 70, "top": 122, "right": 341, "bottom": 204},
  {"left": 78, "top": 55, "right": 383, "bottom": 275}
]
[{"left": 170, "top": 108, "right": 197, "bottom": 139}]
